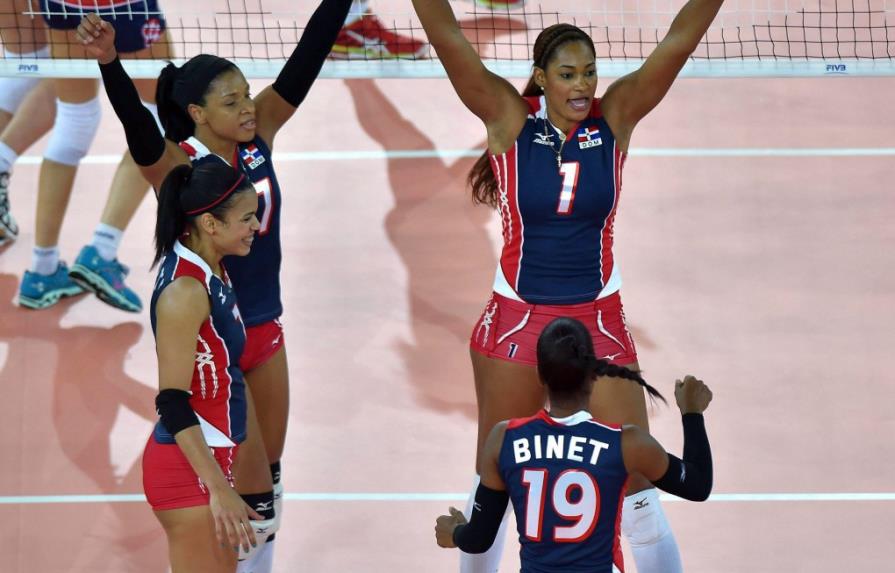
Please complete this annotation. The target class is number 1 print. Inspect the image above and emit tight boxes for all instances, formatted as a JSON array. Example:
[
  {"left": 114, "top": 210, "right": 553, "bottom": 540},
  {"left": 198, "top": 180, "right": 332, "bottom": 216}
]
[{"left": 557, "top": 162, "right": 580, "bottom": 215}]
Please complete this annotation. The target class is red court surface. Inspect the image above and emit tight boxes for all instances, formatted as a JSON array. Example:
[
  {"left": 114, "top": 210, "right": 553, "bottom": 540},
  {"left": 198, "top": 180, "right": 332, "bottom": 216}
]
[{"left": 1, "top": 18, "right": 894, "bottom": 572}]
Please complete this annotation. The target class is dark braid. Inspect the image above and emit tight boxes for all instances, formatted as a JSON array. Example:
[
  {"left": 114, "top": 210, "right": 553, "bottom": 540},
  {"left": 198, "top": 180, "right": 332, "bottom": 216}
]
[
  {"left": 468, "top": 24, "right": 596, "bottom": 209},
  {"left": 537, "top": 317, "right": 666, "bottom": 404},
  {"left": 590, "top": 356, "right": 666, "bottom": 404}
]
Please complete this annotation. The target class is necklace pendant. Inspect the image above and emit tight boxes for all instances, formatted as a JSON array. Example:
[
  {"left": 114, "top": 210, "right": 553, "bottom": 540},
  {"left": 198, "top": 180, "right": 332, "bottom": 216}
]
[{"left": 556, "top": 154, "right": 562, "bottom": 170}]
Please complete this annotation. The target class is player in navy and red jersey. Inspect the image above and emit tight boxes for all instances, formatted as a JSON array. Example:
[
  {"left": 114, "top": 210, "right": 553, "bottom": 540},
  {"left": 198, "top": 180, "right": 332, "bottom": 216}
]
[
  {"left": 15, "top": 0, "right": 171, "bottom": 311},
  {"left": 435, "top": 318, "right": 714, "bottom": 572},
  {"left": 143, "top": 160, "right": 264, "bottom": 571},
  {"left": 413, "top": 0, "right": 727, "bottom": 569},
  {"left": 76, "top": 1, "right": 352, "bottom": 569}
]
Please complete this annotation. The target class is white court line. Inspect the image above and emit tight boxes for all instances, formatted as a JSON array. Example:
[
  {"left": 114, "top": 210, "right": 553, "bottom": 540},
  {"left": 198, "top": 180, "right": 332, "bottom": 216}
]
[
  {"left": 15, "top": 147, "right": 895, "bottom": 166},
  {"left": 1, "top": 492, "right": 895, "bottom": 505}
]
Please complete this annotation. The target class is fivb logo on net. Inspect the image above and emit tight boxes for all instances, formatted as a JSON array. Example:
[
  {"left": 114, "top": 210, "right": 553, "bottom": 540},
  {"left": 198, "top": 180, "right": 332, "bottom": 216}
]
[
  {"left": 17, "top": 63, "right": 40, "bottom": 74},
  {"left": 825, "top": 63, "right": 848, "bottom": 75}
]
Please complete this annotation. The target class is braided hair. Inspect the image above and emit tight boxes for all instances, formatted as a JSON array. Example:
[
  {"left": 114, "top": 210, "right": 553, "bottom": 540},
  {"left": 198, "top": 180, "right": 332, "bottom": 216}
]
[
  {"left": 468, "top": 24, "right": 596, "bottom": 208},
  {"left": 536, "top": 317, "right": 666, "bottom": 404}
]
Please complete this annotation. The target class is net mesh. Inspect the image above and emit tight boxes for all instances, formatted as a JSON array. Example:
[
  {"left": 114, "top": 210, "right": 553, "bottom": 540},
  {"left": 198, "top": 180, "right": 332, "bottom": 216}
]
[{"left": 1, "top": 0, "right": 893, "bottom": 77}]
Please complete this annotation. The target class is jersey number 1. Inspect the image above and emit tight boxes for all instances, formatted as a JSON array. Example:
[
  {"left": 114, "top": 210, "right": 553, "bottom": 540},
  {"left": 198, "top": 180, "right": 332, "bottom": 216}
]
[
  {"left": 521, "top": 468, "right": 601, "bottom": 542},
  {"left": 557, "top": 162, "right": 580, "bottom": 215}
]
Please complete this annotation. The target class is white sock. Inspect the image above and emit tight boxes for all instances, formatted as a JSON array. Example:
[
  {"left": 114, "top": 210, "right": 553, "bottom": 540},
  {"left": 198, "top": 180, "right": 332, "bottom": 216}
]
[
  {"left": 236, "top": 538, "right": 275, "bottom": 573},
  {"left": 459, "top": 474, "right": 511, "bottom": 573},
  {"left": 31, "top": 246, "right": 60, "bottom": 275},
  {"left": 91, "top": 222, "right": 123, "bottom": 261},
  {"left": 0, "top": 141, "right": 18, "bottom": 173},
  {"left": 621, "top": 488, "right": 683, "bottom": 573},
  {"left": 346, "top": 0, "right": 370, "bottom": 24}
]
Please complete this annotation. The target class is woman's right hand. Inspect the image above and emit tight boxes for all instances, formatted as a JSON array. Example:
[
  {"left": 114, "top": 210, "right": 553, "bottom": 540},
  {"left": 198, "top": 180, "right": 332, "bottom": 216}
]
[
  {"left": 675, "top": 375, "right": 713, "bottom": 414},
  {"left": 208, "top": 484, "right": 264, "bottom": 553},
  {"left": 76, "top": 13, "right": 118, "bottom": 64}
]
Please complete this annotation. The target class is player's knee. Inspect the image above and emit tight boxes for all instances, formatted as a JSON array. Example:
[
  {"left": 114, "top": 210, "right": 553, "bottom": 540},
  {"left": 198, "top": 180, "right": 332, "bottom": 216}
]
[
  {"left": 621, "top": 488, "right": 671, "bottom": 547},
  {"left": 44, "top": 97, "right": 102, "bottom": 166}
]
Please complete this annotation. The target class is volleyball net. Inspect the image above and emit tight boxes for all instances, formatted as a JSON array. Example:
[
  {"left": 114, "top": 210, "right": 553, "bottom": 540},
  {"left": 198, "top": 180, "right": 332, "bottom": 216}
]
[{"left": 0, "top": 0, "right": 893, "bottom": 78}]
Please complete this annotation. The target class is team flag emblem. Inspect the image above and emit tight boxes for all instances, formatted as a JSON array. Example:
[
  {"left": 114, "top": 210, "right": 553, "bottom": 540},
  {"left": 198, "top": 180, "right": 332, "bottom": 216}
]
[
  {"left": 241, "top": 145, "right": 266, "bottom": 169},
  {"left": 577, "top": 126, "right": 602, "bottom": 149}
]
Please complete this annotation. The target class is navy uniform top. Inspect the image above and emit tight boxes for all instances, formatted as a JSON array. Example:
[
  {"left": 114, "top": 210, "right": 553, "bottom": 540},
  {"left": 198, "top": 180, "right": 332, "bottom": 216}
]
[
  {"left": 180, "top": 136, "right": 283, "bottom": 328},
  {"left": 499, "top": 410, "right": 629, "bottom": 573},
  {"left": 490, "top": 96, "right": 625, "bottom": 305},
  {"left": 150, "top": 241, "right": 247, "bottom": 446}
]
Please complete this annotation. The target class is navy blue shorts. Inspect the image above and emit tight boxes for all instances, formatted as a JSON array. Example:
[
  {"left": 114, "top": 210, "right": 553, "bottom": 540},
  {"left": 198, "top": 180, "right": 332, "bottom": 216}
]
[{"left": 41, "top": 0, "right": 166, "bottom": 53}]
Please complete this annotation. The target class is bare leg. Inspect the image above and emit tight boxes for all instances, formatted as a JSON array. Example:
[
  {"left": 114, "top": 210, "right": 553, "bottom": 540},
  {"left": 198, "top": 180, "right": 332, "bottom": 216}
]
[{"left": 155, "top": 506, "right": 238, "bottom": 573}]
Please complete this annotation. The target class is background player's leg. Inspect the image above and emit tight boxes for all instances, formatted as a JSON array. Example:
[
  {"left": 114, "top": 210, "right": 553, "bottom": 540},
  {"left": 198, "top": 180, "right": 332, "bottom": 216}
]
[
  {"left": 231, "top": 387, "right": 276, "bottom": 571},
  {"left": 155, "top": 506, "right": 238, "bottom": 573},
  {"left": 69, "top": 70, "right": 167, "bottom": 312},
  {"left": 0, "top": 0, "right": 53, "bottom": 245},
  {"left": 461, "top": 349, "right": 544, "bottom": 573},
  {"left": 236, "top": 347, "right": 288, "bottom": 573},
  {"left": 0, "top": 79, "right": 56, "bottom": 246},
  {"left": 590, "top": 363, "right": 684, "bottom": 573},
  {"left": 245, "top": 346, "right": 289, "bottom": 470},
  {"left": 18, "top": 49, "right": 100, "bottom": 308}
]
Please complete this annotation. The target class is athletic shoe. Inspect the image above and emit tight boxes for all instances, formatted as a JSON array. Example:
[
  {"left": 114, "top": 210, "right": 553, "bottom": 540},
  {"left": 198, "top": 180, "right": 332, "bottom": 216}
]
[
  {"left": 0, "top": 172, "right": 18, "bottom": 246},
  {"left": 18, "top": 262, "right": 86, "bottom": 309},
  {"left": 331, "top": 13, "right": 428, "bottom": 60},
  {"left": 69, "top": 245, "right": 143, "bottom": 312}
]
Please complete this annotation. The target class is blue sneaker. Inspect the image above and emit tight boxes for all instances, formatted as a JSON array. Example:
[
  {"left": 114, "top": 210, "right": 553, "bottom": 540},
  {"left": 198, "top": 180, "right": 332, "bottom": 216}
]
[
  {"left": 69, "top": 245, "right": 143, "bottom": 313},
  {"left": 18, "top": 262, "right": 86, "bottom": 309}
]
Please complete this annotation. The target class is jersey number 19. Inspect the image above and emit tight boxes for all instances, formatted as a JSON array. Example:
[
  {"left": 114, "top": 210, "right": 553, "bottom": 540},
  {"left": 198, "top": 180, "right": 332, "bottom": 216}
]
[{"left": 521, "top": 468, "right": 601, "bottom": 542}]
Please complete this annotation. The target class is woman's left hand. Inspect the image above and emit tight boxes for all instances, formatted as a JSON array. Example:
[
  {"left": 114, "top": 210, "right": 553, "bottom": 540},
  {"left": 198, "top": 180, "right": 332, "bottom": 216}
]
[{"left": 435, "top": 506, "right": 467, "bottom": 548}]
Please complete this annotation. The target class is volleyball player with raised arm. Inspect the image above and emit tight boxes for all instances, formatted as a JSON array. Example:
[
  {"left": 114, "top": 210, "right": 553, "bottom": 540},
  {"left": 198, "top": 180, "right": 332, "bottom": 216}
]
[
  {"left": 76, "top": 1, "right": 351, "bottom": 569},
  {"left": 411, "top": 0, "right": 726, "bottom": 570},
  {"left": 435, "top": 317, "right": 714, "bottom": 572}
]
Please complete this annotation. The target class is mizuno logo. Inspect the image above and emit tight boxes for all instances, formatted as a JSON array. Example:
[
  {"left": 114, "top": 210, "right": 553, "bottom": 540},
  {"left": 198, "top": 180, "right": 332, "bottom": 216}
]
[
  {"left": 473, "top": 503, "right": 482, "bottom": 512},
  {"left": 533, "top": 132, "right": 554, "bottom": 146},
  {"left": 255, "top": 501, "right": 273, "bottom": 511},
  {"left": 600, "top": 352, "right": 622, "bottom": 361},
  {"left": 633, "top": 497, "right": 649, "bottom": 510}
]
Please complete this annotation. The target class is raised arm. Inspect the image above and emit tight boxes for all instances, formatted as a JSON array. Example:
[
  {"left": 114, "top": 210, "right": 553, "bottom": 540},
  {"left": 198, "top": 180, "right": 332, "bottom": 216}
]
[
  {"left": 77, "top": 14, "right": 186, "bottom": 189},
  {"left": 622, "top": 376, "right": 714, "bottom": 501},
  {"left": 602, "top": 0, "right": 725, "bottom": 146},
  {"left": 154, "top": 278, "right": 262, "bottom": 551},
  {"left": 435, "top": 421, "right": 510, "bottom": 552},
  {"left": 411, "top": 0, "right": 528, "bottom": 151},
  {"left": 252, "top": 0, "right": 353, "bottom": 146}
]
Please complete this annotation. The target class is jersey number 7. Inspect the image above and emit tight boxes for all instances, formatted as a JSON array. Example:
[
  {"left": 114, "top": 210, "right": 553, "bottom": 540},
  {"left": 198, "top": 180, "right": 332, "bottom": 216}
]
[
  {"left": 521, "top": 468, "right": 601, "bottom": 542},
  {"left": 253, "top": 177, "right": 274, "bottom": 235}
]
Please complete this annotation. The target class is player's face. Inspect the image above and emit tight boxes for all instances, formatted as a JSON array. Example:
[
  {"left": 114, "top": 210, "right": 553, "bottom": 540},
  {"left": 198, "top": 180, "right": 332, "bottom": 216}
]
[
  {"left": 201, "top": 69, "right": 256, "bottom": 143},
  {"left": 540, "top": 41, "right": 598, "bottom": 129},
  {"left": 215, "top": 190, "right": 260, "bottom": 257}
]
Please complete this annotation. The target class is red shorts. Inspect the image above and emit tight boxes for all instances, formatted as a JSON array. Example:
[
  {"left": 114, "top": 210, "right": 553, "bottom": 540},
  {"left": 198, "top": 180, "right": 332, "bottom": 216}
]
[
  {"left": 240, "top": 319, "right": 285, "bottom": 373},
  {"left": 469, "top": 292, "right": 638, "bottom": 367},
  {"left": 142, "top": 435, "right": 238, "bottom": 511}
]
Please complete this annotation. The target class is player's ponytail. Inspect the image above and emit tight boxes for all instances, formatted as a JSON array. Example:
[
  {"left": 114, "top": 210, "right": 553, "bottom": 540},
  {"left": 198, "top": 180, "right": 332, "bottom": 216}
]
[
  {"left": 537, "top": 317, "right": 665, "bottom": 403},
  {"left": 468, "top": 25, "right": 596, "bottom": 210},
  {"left": 156, "top": 55, "right": 238, "bottom": 142},
  {"left": 156, "top": 62, "right": 194, "bottom": 142},
  {"left": 153, "top": 162, "right": 254, "bottom": 267}
]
